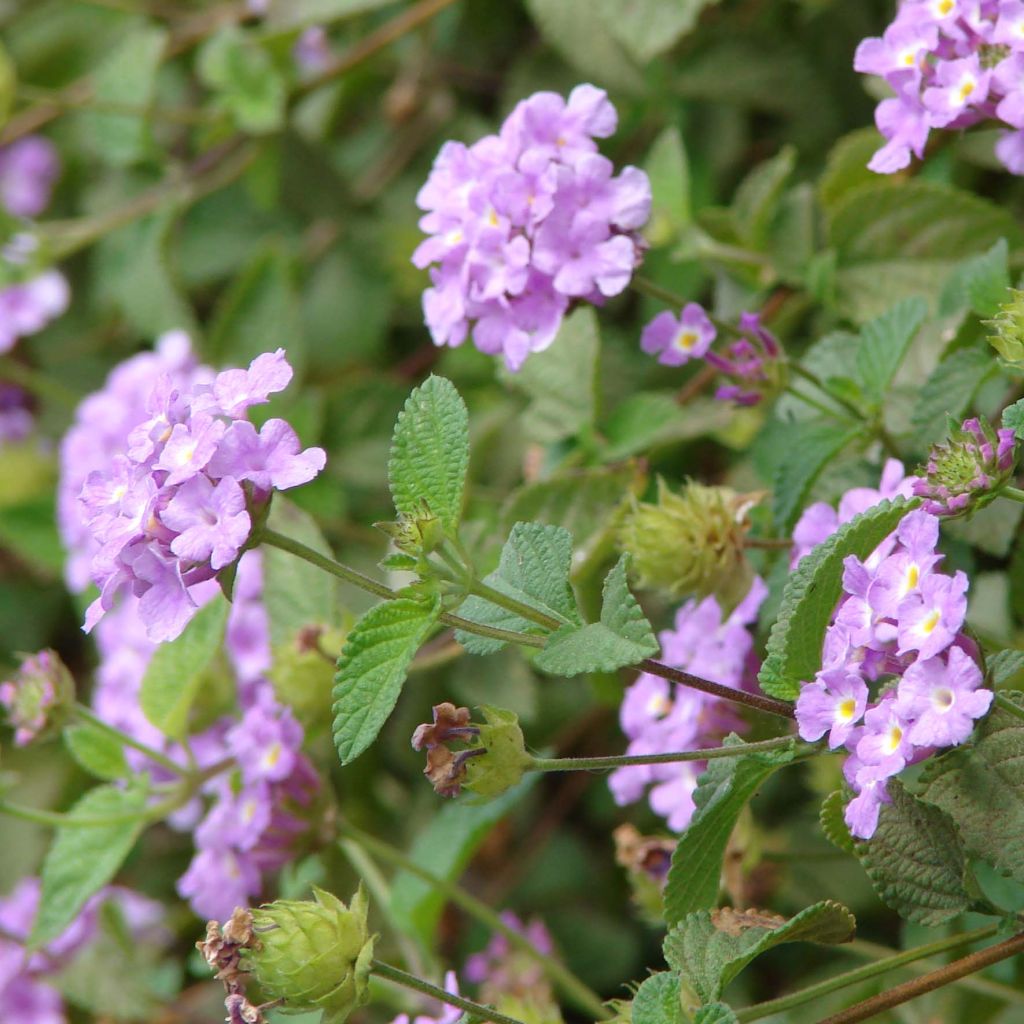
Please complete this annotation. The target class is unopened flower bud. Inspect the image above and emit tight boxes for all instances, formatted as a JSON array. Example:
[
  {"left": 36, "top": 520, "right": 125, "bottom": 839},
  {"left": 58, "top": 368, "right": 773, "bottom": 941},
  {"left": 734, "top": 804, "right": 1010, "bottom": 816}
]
[
  {"left": 245, "top": 885, "right": 375, "bottom": 1023},
  {"left": 375, "top": 501, "right": 445, "bottom": 555},
  {"left": 270, "top": 624, "right": 348, "bottom": 730},
  {"left": 913, "top": 416, "right": 1017, "bottom": 517},
  {"left": 986, "top": 289, "right": 1024, "bottom": 364},
  {"left": 617, "top": 480, "right": 760, "bottom": 605},
  {"left": 0, "top": 649, "right": 73, "bottom": 746}
]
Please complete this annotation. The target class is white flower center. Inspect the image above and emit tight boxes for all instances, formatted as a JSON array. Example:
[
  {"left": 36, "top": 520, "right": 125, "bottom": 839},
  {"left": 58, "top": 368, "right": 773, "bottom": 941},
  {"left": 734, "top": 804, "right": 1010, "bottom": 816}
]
[
  {"left": 932, "top": 687, "right": 955, "bottom": 712},
  {"left": 835, "top": 697, "right": 858, "bottom": 724}
]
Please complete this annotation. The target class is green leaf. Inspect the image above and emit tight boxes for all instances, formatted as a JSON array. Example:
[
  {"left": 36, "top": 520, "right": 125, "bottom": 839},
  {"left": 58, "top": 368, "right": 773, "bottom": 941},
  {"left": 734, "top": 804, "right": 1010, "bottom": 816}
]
[
  {"left": 63, "top": 724, "right": 129, "bottom": 781},
  {"left": 1003, "top": 398, "right": 1024, "bottom": 440},
  {"left": 31, "top": 782, "right": 148, "bottom": 947},
  {"left": 82, "top": 23, "right": 166, "bottom": 166},
  {"left": 911, "top": 347, "right": 995, "bottom": 442},
  {"left": 389, "top": 780, "right": 531, "bottom": 944},
  {"left": 945, "top": 497, "right": 1023, "bottom": 558},
  {"left": 771, "top": 419, "right": 862, "bottom": 534},
  {"left": 663, "top": 738, "right": 796, "bottom": 925},
  {"left": 919, "top": 691, "right": 1024, "bottom": 887},
  {"left": 643, "top": 127, "right": 692, "bottom": 248},
  {"left": 208, "top": 244, "right": 304, "bottom": 378},
  {"left": 988, "top": 649, "right": 1024, "bottom": 686},
  {"left": 501, "top": 307, "right": 600, "bottom": 444},
  {"left": 694, "top": 1006, "right": 739, "bottom": 1024},
  {"left": 262, "top": 498, "right": 340, "bottom": 648},
  {"left": 332, "top": 597, "right": 441, "bottom": 765},
  {"left": 388, "top": 376, "right": 469, "bottom": 537},
  {"left": 759, "top": 498, "right": 915, "bottom": 700},
  {"left": 854, "top": 779, "right": 971, "bottom": 925},
  {"left": 197, "top": 26, "right": 286, "bottom": 134},
  {"left": 594, "top": 0, "right": 719, "bottom": 63},
  {"left": 664, "top": 901, "right": 855, "bottom": 1004},
  {"left": 603, "top": 394, "right": 733, "bottom": 461},
  {"left": 631, "top": 972, "right": 683, "bottom": 1024},
  {"left": 939, "top": 238, "right": 1010, "bottom": 318},
  {"left": 533, "top": 555, "right": 658, "bottom": 676},
  {"left": 0, "top": 494, "right": 66, "bottom": 576},
  {"left": 853, "top": 298, "right": 927, "bottom": 404},
  {"left": 266, "top": 0, "right": 399, "bottom": 30},
  {"left": 139, "top": 596, "right": 230, "bottom": 740},
  {"left": 820, "top": 790, "right": 856, "bottom": 855},
  {"left": 455, "top": 522, "right": 582, "bottom": 655},
  {"left": 732, "top": 146, "right": 796, "bottom": 251},
  {"left": 0, "top": 41, "right": 14, "bottom": 128},
  {"left": 818, "top": 128, "right": 900, "bottom": 213}
]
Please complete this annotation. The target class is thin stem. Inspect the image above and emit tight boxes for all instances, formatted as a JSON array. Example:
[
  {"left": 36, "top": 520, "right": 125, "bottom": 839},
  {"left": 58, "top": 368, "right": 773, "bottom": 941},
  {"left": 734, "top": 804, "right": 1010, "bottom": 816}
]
[
  {"left": 995, "top": 692, "right": 1024, "bottom": 723},
  {"left": 371, "top": 960, "right": 528, "bottom": 1024},
  {"left": 0, "top": 357, "right": 80, "bottom": 410},
  {"left": 73, "top": 703, "right": 184, "bottom": 777},
  {"left": 529, "top": 735, "right": 798, "bottom": 773},
  {"left": 468, "top": 580, "right": 564, "bottom": 631},
  {"left": 0, "top": 793, "right": 180, "bottom": 829},
  {"left": 340, "top": 824, "right": 610, "bottom": 1020},
  {"left": 816, "top": 931, "right": 1024, "bottom": 1024},
  {"left": 1002, "top": 485, "right": 1024, "bottom": 504},
  {"left": 735, "top": 925, "right": 1000, "bottom": 1022},
  {"left": 638, "top": 659, "right": 795, "bottom": 719}
]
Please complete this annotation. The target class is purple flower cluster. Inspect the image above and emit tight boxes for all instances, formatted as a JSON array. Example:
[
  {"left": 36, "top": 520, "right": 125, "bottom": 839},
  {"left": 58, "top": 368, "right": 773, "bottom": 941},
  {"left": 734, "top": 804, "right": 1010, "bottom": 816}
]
[
  {"left": 610, "top": 578, "right": 767, "bottom": 831},
  {"left": 77, "top": 347, "right": 325, "bottom": 642},
  {"left": 414, "top": 85, "right": 651, "bottom": 370},
  {"left": 0, "top": 650, "right": 67, "bottom": 746},
  {"left": 640, "top": 306, "right": 782, "bottom": 405},
  {"left": 0, "top": 878, "right": 164, "bottom": 1024},
  {"left": 464, "top": 912, "right": 555, "bottom": 1001},
  {"left": 855, "top": 0, "right": 1024, "bottom": 174},
  {"left": 795, "top": 509, "right": 993, "bottom": 839},
  {"left": 0, "top": 382, "right": 34, "bottom": 444}
]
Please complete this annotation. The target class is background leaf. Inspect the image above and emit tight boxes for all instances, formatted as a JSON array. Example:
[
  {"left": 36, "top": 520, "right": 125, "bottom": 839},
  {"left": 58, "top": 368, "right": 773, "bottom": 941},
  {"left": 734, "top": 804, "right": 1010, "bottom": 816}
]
[
  {"left": 63, "top": 724, "right": 129, "bottom": 781},
  {"left": 853, "top": 298, "right": 927, "bottom": 404}
]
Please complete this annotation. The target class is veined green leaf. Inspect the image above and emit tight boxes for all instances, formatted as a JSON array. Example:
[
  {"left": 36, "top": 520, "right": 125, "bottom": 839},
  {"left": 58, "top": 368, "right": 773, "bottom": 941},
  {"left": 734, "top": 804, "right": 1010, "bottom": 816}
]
[
  {"left": 854, "top": 298, "right": 927, "bottom": 404},
  {"left": 911, "top": 347, "right": 995, "bottom": 442},
  {"left": 631, "top": 972, "right": 683, "bottom": 1024}
]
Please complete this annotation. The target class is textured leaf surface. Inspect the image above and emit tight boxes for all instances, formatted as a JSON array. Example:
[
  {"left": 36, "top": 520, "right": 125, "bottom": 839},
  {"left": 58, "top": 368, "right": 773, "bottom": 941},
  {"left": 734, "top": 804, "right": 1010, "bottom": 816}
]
[
  {"left": 820, "top": 790, "right": 856, "bottom": 855},
  {"left": 455, "top": 522, "right": 581, "bottom": 655},
  {"left": 388, "top": 375, "right": 469, "bottom": 537},
  {"left": 631, "top": 972, "right": 683, "bottom": 1024},
  {"left": 854, "top": 298, "right": 926, "bottom": 404},
  {"left": 694, "top": 1006, "right": 739, "bottom": 1024},
  {"left": 911, "top": 347, "right": 995, "bottom": 442},
  {"left": 332, "top": 597, "right": 441, "bottom": 764},
  {"left": 988, "top": 649, "right": 1024, "bottom": 686},
  {"left": 664, "top": 901, "right": 855, "bottom": 1003},
  {"left": 663, "top": 739, "right": 796, "bottom": 925},
  {"left": 533, "top": 555, "right": 657, "bottom": 676},
  {"left": 140, "top": 596, "right": 229, "bottom": 740},
  {"left": 855, "top": 779, "right": 971, "bottom": 925},
  {"left": 759, "top": 499, "right": 915, "bottom": 699},
  {"left": 939, "top": 238, "right": 1010, "bottom": 318},
  {"left": 31, "top": 782, "right": 148, "bottom": 946},
  {"left": 919, "top": 692, "right": 1024, "bottom": 885}
]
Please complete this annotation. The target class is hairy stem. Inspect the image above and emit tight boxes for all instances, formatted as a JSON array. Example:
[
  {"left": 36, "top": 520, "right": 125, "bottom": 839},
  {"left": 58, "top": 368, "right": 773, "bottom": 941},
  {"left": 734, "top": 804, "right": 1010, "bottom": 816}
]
[
  {"left": 468, "top": 579, "right": 564, "bottom": 631},
  {"left": 340, "top": 823, "right": 610, "bottom": 1020},
  {"left": 638, "top": 659, "right": 795, "bottom": 719}
]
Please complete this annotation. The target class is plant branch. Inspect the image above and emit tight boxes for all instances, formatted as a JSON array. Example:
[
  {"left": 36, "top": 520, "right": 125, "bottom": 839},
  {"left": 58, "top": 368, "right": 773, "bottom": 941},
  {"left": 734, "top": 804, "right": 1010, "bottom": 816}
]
[
  {"left": 788, "top": 362, "right": 865, "bottom": 421},
  {"left": 638, "top": 659, "right": 795, "bottom": 719},
  {"left": 1001, "top": 485, "right": 1024, "bottom": 505},
  {"left": 995, "top": 692, "right": 1024, "bottom": 722},
  {"left": 467, "top": 580, "right": 564, "bottom": 631}
]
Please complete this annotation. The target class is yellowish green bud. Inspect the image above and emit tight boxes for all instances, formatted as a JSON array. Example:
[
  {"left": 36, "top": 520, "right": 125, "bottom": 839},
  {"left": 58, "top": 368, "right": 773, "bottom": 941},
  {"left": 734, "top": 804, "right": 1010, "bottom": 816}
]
[
  {"left": 986, "top": 288, "right": 1024, "bottom": 364},
  {"left": 462, "top": 705, "right": 532, "bottom": 800},
  {"left": 617, "top": 479, "right": 761, "bottom": 606},
  {"left": 270, "top": 624, "right": 348, "bottom": 731},
  {"left": 375, "top": 501, "right": 445, "bottom": 555},
  {"left": 245, "top": 885, "right": 375, "bottom": 1021}
]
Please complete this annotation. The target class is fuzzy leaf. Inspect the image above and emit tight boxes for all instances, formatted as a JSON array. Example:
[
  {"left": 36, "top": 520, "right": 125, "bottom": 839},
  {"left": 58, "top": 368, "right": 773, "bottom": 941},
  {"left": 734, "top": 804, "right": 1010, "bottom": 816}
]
[
  {"left": 455, "top": 522, "right": 582, "bottom": 655},
  {"left": 332, "top": 597, "right": 441, "bottom": 764},
  {"left": 139, "top": 595, "right": 229, "bottom": 740},
  {"left": 694, "top": 1006, "right": 739, "bottom": 1024},
  {"left": 632, "top": 972, "right": 683, "bottom": 1024},
  {"left": 759, "top": 498, "right": 916, "bottom": 700},
  {"left": 663, "top": 739, "right": 796, "bottom": 925},
  {"left": 31, "top": 781, "right": 148, "bottom": 947},
  {"left": 919, "top": 691, "right": 1024, "bottom": 886},
  {"left": 911, "top": 347, "right": 995, "bottom": 442},
  {"left": 988, "top": 649, "right": 1024, "bottom": 686},
  {"left": 855, "top": 779, "right": 971, "bottom": 925},
  {"left": 939, "top": 238, "right": 1010, "bottom": 318},
  {"left": 820, "top": 790, "right": 856, "bottom": 855},
  {"left": 532, "top": 555, "right": 658, "bottom": 676},
  {"left": 63, "top": 724, "right": 129, "bottom": 781},
  {"left": 388, "top": 375, "right": 469, "bottom": 538},
  {"left": 664, "top": 901, "right": 855, "bottom": 1003},
  {"left": 1002, "top": 398, "right": 1024, "bottom": 440},
  {"left": 854, "top": 298, "right": 927, "bottom": 404}
]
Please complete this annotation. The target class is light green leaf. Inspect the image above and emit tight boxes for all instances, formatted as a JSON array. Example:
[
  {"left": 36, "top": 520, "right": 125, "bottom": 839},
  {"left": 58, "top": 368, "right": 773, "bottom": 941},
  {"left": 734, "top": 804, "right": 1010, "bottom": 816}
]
[
  {"left": 820, "top": 790, "right": 856, "bottom": 855},
  {"left": 388, "top": 376, "right": 469, "bottom": 537},
  {"left": 501, "top": 307, "right": 600, "bottom": 444},
  {"left": 262, "top": 498, "right": 340, "bottom": 648},
  {"left": 595, "top": 0, "right": 719, "bottom": 63},
  {"left": 63, "top": 724, "right": 129, "bottom": 781},
  {"left": 140, "top": 596, "right": 230, "bottom": 740},
  {"left": 854, "top": 298, "right": 927, "bottom": 404},
  {"left": 643, "top": 126, "right": 692, "bottom": 248},
  {"left": 664, "top": 901, "right": 855, "bottom": 1004},
  {"left": 332, "top": 597, "right": 441, "bottom": 765},
  {"left": 389, "top": 780, "right": 532, "bottom": 944},
  {"left": 83, "top": 23, "right": 166, "bottom": 166},
  {"left": 455, "top": 522, "right": 582, "bottom": 655},
  {"left": 0, "top": 41, "right": 14, "bottom": 128},
  {"left": 603, "top": 394, "right": 733, "bottom": 461},
  {"left": 733, "top": 146, "right": 796, "bottom": 251},
  {"left": 919, "top": 691, "right": 1024, "bottom": 887},
  {"left": 771, "top": 419, "right": 862, "bottom": 533},
  {"left": 759, "top": 498, "right": 915, "bottom": 700},
  {"left": 694, "top": 1005, "right": 739, "bottom": 1024},
  {"left": 939, "top": 238, "right": 1010, "bottom": 318},
  {"left": 631, "top": 972, "right": 683, "bottom": 1024},
  {"left": 208, "top": 244, "right": 304, "bottom": 378},
  {"left": 533, "top": 555, "right": 658, "bottom": 676},
  {"left": 987, "top": 649, "right": 1024, "bottom": 686},
  {"left": 855, "top": 779, "right": 971, "bottom": 925},
  {"left": 197, "top": 26, "right": 286, "bottom": 134},
  {"left": 663, "top": 738, "right": 796, "bottom": 925},
  {"left": 911, "top": 347, "right": 995, "bottom": 442},
  {"left": 266, "top": 0, "right": 398, "bottom": 30},
  {"left": 31, "top": 782, "right": 148, "bottom": 947}
]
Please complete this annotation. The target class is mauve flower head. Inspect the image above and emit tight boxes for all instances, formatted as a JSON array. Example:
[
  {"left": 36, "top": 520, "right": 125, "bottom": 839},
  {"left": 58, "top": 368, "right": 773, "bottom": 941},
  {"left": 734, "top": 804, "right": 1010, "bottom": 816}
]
[
  {"left": 464, "top": 911, "right": 556, "bottom": 1002},
  {"left": 913, "top": 415, "right": 1017, "bottom": 516},
  {"left": 640, "top": 303, "right": 716, "bottom": 366},
  {"left": 77, "top": 348, "right": 325, "bottom": 643},
  {"left": 414, "top": 85, "right": 650, "bottom": 370},
  {"left": 0, "top": 136, "right": 59, "bottom": 219},
  {"left": 795, "top": 667, "right": 869, "bottom": 748},
  {"left": 0, "top": 649, "right": 73, "bottom": 746}
]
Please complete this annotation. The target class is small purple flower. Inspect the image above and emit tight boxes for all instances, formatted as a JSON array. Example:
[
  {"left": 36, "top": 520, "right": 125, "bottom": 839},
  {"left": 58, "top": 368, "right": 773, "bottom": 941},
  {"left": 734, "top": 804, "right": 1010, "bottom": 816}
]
[
  {"left": 795, "top": 668, "right": 869, "bottom": 749},
  {"left": 162, "top": 475, "right": 251, "bottom": 570},
  {"left": 855, "top": 696, "right": 915, "bottom": 773},
  {"left": 227, "top": 695, "right": 303, "bottom": 785},
  {"left": 294, "top": 26, "right": 332, "bottom": 76},
  {"left": 207, "top": 418, "right": 326, "bottom": 495},
  {"left": 0, "top": 136, "right": 59, "bottom": 218},
  {"left": 897, "top": 570, "right": 969, "bottom": 660},
  {"left": 640, "top": 304, "right": 716, "bottom": 366},
  {"left": 0, "top": 271, "right": 70, "bottom": 355},
  {"left": 843, "top": 757, "right": 895, "bottom": 840},
  {"left": 176, "top": 847, "right": 262, "bottom": 921}
]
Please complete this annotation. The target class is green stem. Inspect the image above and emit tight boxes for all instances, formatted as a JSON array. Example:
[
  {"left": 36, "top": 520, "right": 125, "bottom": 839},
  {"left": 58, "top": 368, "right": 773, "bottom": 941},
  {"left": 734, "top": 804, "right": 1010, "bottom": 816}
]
[
  {"left": 0, "top": 357, "right": 80, "bottom": 410},
  {"left": 0, "top": 792, "right": 181, "bottom": 829},
  {"left": 529, "top": 735, "right": 798, "bottom": 773},
  {"left": 73, "top": 703, "right": 184, "bottom": 777},
  {"left": 468, "top": 580, "right": 564, "bottom": 632},
  {"left": 735, "top": 925, "right": 1000, "bottom": 1022},
  {"left": 695, "top": 235, "right": 773, "bottom": 268},
  {"left": 995, "top": 692, "right": 1024, "bottom": 723},
  {"left": 1001, "top": 485, "right": 1024, "bottom": 505},
  {"left": 339, "top": 824, "right": 611, "bottom": 1020},
  {"left": 371, "top": 960, "right": 529, "bottom": 1024}
]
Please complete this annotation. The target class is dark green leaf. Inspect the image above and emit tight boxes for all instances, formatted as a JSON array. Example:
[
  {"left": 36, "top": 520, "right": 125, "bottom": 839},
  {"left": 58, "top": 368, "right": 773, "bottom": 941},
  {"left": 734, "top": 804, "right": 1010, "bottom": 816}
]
[
  {"left": 854, "top": 298, "right": 927, "bottom": 404},
  {"left": 643, "top": 127, "right": 692, "bottom": 248},
  {"left": 595, "top": 0, "right": 719, "bottom": 63},
  {"left": 911, "top": 347, "right": 995, "bottom": 441}
]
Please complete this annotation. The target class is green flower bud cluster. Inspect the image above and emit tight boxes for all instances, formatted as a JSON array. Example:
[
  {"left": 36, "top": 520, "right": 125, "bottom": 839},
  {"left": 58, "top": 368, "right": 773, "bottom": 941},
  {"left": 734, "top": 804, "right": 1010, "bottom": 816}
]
[
  {"left": 245, "top": 886, "right": 376, "bottom": 1024},
  {"left": 986, "top": 288, "right": 1024, "bottom": 365}
]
